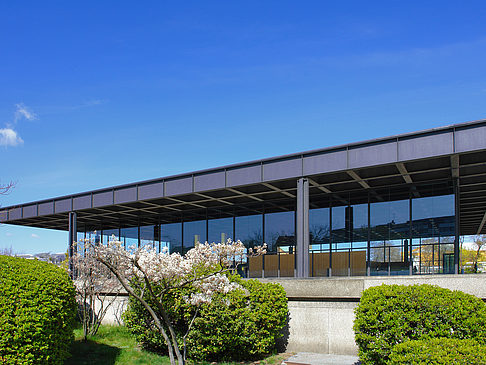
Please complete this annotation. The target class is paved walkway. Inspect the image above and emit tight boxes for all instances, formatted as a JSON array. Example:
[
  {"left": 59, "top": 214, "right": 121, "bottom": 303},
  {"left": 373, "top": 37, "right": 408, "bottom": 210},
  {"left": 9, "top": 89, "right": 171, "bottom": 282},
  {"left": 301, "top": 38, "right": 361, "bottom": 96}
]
[{"left": 284, "top": 352, "right": 360, "bottom": 365}]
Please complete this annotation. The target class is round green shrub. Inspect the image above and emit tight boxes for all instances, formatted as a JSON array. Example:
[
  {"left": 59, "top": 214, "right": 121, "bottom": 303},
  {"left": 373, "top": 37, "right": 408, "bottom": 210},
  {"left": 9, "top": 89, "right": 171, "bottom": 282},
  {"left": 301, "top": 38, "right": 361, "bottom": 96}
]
[
  {"left": 353, "top": 284, "right": 486, "bottom": 365},
  {"left": 0, "top": 255, "right": 77, "bottom": 365},
  {"left": 388, "top": 338, "right": 486, "bottom": 365},
  {"left": 123, "top": 278, "right": 288, "bottom": 361}
]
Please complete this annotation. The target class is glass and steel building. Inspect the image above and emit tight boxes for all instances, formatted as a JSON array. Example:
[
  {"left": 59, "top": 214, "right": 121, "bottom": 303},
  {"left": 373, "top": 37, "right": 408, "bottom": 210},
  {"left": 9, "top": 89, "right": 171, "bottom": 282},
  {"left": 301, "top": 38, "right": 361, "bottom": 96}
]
[{"left": 2, "top": 119, "right": 486, "bottom": 278}]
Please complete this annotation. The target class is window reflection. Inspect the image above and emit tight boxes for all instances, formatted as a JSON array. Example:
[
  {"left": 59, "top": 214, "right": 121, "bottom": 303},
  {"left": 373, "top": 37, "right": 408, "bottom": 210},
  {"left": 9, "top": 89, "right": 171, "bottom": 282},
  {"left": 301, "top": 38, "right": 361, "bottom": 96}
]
[
  {"left": 235, "top": 214, "right": 263, "bottom": 248},
  {"left": 310, "top": 208, "right": 330, "bottom": 277},
  {"left": 412, "top": 195, "right": 455, "bottom": 274},
  {"left": 183, "top": 220, "right": 206, "bottom": 254},
  {"left": 370, "top": 199, "right": 409, "bottom": 276},
  {"left": 102, "top": 229, "right": 119, "bottom": 246},
  {"left": 75, "top": 186, "right": 457, "bottom": 279},
  {"left": 264, "top": 211, "right": 295, "bottom": 278},
  {"left": 208, "top": 217, "right": 233, "bottom": 244},
  {"left": 120, "top": 227, "right": 138, "bottom": 251},
  {"left": 161, "top": 223, "right": 182, "bottom": 254},
  {"left": 140, "top": 225, "right": 160, "bottom": 251}
]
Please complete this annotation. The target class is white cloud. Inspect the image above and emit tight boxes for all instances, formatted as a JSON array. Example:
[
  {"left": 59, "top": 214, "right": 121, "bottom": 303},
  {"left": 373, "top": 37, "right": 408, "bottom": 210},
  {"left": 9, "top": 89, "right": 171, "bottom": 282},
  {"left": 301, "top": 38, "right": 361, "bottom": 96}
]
[
  {"left": 6, "top": 232, "right": 13, "bottom": 237},
  {"left": 14, "top": 103, "right": 37, "bottom": 122},
  {"left": 1, "top": 103, "right": 36, "bottom": 147},
  {"left": 31, "top": 233, "right": 39, "bottom": 238},
  {"left": 0, "top": 128, "right": 23, "bottom": 146}
]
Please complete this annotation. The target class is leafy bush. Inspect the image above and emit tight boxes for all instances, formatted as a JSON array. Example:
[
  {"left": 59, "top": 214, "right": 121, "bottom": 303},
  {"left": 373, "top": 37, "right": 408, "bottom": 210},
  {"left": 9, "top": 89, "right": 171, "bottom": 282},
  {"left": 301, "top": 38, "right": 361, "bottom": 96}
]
[
  {"left": 388, "top": 338, "right": 486, "bottom": 365},
  {"left": 0, "top": 255, "right": 77, "bottom": 364},
  {"left": 353, "top": 284, "right": 486, "bottom": 365},
  {"left": 123, "top": 277, "right": 288, "bottom": 361}
]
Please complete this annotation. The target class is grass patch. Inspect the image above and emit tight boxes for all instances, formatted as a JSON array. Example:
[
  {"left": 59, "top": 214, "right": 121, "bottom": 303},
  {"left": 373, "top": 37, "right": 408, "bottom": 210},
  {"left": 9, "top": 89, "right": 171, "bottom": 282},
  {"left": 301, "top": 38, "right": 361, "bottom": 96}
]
[
  {"left": 67, "top": 325, "right": 170, "bottom": 364},
  {"left": 66, "top": 325, "right": 292, "bottom": 365}
]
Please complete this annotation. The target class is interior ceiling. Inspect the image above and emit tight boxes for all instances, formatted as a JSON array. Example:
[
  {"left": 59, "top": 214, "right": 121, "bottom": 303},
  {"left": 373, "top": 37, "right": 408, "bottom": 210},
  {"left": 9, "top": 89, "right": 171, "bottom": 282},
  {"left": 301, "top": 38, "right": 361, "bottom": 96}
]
[{"left": 7, "top": 150, "right": 486, "bottom": 236}]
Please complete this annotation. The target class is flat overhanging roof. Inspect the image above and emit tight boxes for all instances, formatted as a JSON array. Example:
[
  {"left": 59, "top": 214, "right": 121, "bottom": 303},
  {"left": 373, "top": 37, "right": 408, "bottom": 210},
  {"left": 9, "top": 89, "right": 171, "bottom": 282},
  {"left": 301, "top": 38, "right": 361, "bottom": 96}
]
[{"left": 2, "top": 119, "right": 486, "bottom": 235}]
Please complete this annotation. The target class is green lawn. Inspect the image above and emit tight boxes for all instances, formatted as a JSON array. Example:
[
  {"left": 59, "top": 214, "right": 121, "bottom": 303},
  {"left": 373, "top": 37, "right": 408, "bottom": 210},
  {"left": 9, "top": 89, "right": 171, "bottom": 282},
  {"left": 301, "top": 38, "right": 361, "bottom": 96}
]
[
  {"left": 66, "top": 325, "right": 291, "bottom": 365},
  {"left": 67, "top": 325, "right": 170, "bottom": 365}
]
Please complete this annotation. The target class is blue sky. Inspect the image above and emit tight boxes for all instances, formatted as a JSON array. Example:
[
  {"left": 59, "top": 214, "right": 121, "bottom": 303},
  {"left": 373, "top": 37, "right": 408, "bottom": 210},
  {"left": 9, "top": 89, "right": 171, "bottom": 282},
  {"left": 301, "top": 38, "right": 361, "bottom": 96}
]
[{"left": 1, "top": 1, "right": 485, "bottom": 254}]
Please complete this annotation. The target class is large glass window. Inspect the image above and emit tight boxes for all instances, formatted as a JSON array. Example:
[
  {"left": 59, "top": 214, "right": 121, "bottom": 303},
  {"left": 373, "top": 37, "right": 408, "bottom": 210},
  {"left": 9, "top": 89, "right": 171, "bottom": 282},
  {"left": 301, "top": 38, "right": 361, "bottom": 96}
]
[
  {"left": 309, "top": 208, "right": 330, "bottom": 277},
  {"left": 412, "top": 194, "right": 455, "bottom": 274},
  {"left": 235, "top": 214, "right": 263, "bottom": 278},
  {"left": 235, "top": 214, "right": 263, "bottom": 248},
  {"left": 264, "top": 211, "right": 295, "bottom": 278},
  {"left": 183, "top": 220, "right": 207, "bottom": 254},
  {"left": 264, "top": 211, "right": 295, "bottom": 253},
  {"left": 102, "top": 229, "right": 119, "bottom": 245},
  {"left": 370, "top": 198, "right": 409, "bottom": 276},
  {"left": 140, "top": 225, "right": 160, "bottom": 251},
  {"left": 162, "top": 222, "right": 182, "bottom": 254},
  {"left": 351, "top": 203, "right": 368, "bottom": 276},
  {"left": 331, "top": 205, "right": 348, "bottom": 276},
  {"left": 120, "top": 227, "right": 139, "bottom": 251},
  {"left": 330, "top": 204, "right": 368, "bottom": 276},
  {"left": 208, "top": 217, "right": 233, "bottom": 244}
]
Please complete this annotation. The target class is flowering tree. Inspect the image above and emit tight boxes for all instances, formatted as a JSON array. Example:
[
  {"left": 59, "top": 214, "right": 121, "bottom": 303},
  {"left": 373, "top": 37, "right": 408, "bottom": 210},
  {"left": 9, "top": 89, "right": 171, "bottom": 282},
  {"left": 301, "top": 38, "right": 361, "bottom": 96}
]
[
  {"left": 84, "top": 236, "right": 266, "bottom": 365},
  {"left": 72, "top": 239, "right": 123, "bottom": 341}
]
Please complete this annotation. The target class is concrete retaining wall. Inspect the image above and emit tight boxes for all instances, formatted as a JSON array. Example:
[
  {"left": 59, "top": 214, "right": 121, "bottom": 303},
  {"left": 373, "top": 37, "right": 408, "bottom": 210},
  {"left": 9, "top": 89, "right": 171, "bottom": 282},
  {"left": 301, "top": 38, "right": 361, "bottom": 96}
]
[
  {"left": 99, "top": 274, "right": 486, "bottom": 356},
  {"left": 265, "top": 274, "right": 486, "bottom": 355}
]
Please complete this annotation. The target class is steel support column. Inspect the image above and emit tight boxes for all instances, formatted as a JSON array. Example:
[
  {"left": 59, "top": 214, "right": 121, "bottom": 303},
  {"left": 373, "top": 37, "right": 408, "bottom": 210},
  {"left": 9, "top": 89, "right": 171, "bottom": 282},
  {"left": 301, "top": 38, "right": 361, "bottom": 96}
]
[
  {"left": 68, "top": 211, "right": 77, "bottom": 279},
  {"left": 296, "top": 177, "right": 310, "bottom": 278},
  {"left": 454, "top": 178, "right": 460, "bottom": 274}
]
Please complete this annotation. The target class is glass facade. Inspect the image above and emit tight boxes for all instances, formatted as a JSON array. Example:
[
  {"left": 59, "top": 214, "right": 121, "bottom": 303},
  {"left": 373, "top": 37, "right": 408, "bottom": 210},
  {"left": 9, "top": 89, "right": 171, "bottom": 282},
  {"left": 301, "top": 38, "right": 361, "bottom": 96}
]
[
  {"left": 309, "top": 184, "right": 456, "bottom": 277},
  {"left": 76, "top": 183, "right": 458, "bottom": 279}
]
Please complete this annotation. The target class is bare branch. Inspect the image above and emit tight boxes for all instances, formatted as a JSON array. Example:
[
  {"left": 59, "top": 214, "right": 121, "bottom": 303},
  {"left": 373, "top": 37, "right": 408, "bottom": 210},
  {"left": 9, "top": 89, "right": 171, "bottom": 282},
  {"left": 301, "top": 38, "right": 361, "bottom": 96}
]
[{"left": 0, "top": 181, "right": 15, "bottom": 196}]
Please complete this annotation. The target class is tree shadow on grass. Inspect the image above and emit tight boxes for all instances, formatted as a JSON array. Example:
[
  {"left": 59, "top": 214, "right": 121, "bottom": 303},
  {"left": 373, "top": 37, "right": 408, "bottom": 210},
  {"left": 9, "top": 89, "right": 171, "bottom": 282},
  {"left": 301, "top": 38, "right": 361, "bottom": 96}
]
[{"left": 66, "top": 339, "right": 121, "bottom": 365}]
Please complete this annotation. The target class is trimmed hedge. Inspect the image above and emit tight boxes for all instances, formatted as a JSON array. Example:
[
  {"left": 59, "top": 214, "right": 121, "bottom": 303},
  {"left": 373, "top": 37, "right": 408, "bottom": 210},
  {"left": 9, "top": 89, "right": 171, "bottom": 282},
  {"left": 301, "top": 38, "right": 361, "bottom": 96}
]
[
  {"left": 124, "top": 277, "right": 288, "bottom": 361},
  {"left": 388, "top": 338, "right": 486, "bottom": 365},
  {"left": 0, "top": 255, "right": 77, "bottom": 365},
  {"left": 353, "top": 284, "right": 486, "bottom": 365}
]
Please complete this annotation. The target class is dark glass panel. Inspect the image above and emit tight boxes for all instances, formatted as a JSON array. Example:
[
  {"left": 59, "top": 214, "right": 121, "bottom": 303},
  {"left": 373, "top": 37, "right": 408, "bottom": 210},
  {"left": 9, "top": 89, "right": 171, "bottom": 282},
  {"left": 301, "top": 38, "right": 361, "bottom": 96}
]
[
  {"left": 162, "top": 222, "right": 182, "bottom": 254},
  {"left": 264, "top": 211, "right": 295, "bottom": 278},
  {"left": 352, "top": 203, "right": 368, "bottom": 248},
  {"left": 370, "top": 198, "right": 410, "bottom": 276},
  {"left": 208, "top": 217, "right": 233, "bottom": 244},
  {"left": 264, "top": 211, "right": 295, "bottom": 254},
  {"left": 235, "top": 214, "right": 263, "bottom": 248},
  {"left": 310, "top": 208, "right": 330, "bottom": 246},
  {"left": 331, "top": 206, "right": 349, "bottom": 276},
  {"left": 140, "top": 225, "right": 160, "bottom": 251},
  {"left": 235, "top": 214, "right": 263, "bottom": 278},
  {"left": 309, "top": 208, "right": 330, "bottom": 277},
  {"left": 331, "top": 206, "right": 346, "bottom": 246},
  {"left": 120, "top": 227, "right": 138, "bottom": 251},
  {"left": 102, "top": 229, "right": 119, "bottom": 245},
  {"left": 411, "top": 194, "right": 455, "bottom": 274},
  {"left": 183, "top": 220, "right": 207, "bottom": 254},
  {"left": 351, "top": 204, "right": 368, "bottom": 276}
]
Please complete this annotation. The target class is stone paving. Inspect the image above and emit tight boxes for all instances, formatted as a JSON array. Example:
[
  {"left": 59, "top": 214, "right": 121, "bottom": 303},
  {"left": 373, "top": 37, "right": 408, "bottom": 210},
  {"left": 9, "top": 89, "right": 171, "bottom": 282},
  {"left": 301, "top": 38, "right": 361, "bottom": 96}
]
[{"left": 284, "top": 352, "right": 360, "bottom": 365}]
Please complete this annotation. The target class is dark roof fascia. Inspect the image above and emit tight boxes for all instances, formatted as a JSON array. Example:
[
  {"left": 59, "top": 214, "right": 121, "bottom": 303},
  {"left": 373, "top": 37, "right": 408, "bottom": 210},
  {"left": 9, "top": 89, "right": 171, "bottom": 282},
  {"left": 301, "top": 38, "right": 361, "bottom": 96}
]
[{"left": 2, "top": 118, "right": 486, "bottom": 210}]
